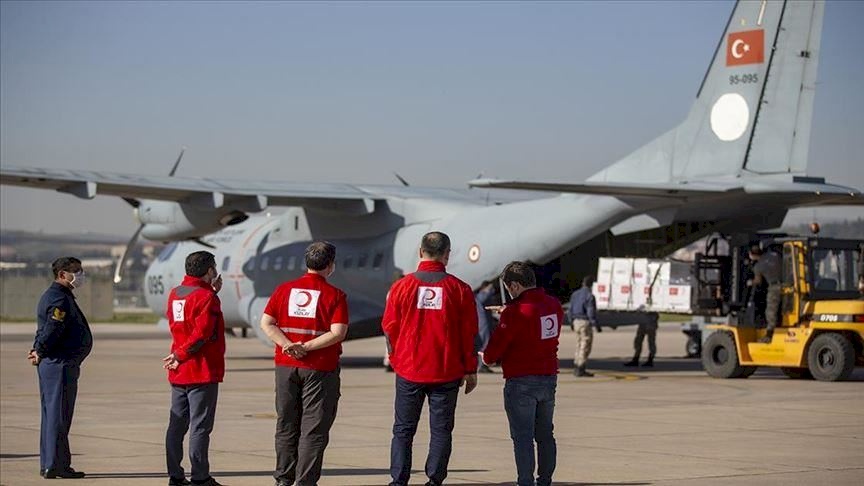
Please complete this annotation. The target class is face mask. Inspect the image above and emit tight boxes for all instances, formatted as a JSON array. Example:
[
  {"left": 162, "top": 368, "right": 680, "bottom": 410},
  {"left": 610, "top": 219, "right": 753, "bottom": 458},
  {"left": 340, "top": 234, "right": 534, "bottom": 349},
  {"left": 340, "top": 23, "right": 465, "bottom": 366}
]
[{"left": 69, "top": 270, "right": 86, "bottom": 288}]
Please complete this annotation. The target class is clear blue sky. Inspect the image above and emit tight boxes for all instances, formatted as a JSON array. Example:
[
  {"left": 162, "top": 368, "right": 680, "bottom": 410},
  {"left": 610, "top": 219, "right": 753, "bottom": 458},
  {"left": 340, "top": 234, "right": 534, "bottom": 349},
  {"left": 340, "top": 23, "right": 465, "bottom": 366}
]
[{"left": 1, "top": 0, "right": 862, "bottom": 235}]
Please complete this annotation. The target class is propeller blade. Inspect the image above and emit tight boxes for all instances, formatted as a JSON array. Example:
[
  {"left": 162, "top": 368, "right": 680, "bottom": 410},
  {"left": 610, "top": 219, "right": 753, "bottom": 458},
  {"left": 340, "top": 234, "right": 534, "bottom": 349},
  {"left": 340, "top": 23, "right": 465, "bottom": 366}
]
[
  {"left": 168, "top": 147, "right": 186, "bottom": 177},
  {"left": 113, "top": 223, "right": 145, "bottom": 283}
]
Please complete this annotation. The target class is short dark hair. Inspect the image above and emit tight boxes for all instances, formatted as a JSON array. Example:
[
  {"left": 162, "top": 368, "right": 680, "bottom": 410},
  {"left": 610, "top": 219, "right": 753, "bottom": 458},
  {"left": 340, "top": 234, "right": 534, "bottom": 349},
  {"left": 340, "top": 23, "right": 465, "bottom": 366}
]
[
  {"left": 582, "top": 275, "right": 595, "bottom": 287},
  {"left": 500, "top": 261, "right": 536, "bottom": 288},
  {"left": 52, "top": 257, "right": 82, "bottom": 278},
  {"left": 421, "top": 232, "right": 451, "bottom": 258},
  {"left": 185, "top": 251, "right": 216, "bottom": 278},
  {"left": 305, "top": 241, "right": 336, "bottom": 271},
  {"left": 749, "top": 245, "right": 763, "bottom": 256}
]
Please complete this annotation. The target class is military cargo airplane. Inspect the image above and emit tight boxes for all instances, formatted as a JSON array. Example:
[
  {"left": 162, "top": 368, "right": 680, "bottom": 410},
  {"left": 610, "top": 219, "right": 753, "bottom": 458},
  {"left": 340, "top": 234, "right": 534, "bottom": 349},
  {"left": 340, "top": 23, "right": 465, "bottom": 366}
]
[{"left": 2, "top": 0, "right": 861, "bottom": 344}]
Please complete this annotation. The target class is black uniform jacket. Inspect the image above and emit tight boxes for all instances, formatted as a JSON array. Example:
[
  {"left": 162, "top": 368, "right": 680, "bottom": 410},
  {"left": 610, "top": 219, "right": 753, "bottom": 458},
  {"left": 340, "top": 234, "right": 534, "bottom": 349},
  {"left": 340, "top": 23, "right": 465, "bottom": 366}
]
[{"left": 33, "top": 282, "right": 93, "bottom": 363}]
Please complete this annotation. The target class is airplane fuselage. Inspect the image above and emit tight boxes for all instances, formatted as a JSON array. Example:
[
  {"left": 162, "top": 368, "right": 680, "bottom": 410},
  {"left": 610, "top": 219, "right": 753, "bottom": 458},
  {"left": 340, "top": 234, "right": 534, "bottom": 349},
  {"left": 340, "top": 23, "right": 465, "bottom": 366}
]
[{"left": 144, "top": 193, "right": 643, "bottom": 343}]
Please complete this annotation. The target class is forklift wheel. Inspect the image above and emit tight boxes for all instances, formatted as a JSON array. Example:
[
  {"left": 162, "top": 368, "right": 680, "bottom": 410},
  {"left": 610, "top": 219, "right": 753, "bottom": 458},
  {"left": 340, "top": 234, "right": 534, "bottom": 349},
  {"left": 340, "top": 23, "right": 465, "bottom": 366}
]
[
  {"left": 702, "top": 332, "right": 750, "bottom": 378},
  {"left": 807, "top": 333, "right": 855, "bottom": 382}
]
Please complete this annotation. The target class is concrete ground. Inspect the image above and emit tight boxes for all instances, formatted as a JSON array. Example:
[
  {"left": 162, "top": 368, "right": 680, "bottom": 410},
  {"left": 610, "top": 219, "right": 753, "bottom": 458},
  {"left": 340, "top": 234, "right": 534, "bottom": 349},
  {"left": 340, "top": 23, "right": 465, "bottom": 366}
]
[{"left": 1, "top": 322, "right": 862, "bottom": 486}]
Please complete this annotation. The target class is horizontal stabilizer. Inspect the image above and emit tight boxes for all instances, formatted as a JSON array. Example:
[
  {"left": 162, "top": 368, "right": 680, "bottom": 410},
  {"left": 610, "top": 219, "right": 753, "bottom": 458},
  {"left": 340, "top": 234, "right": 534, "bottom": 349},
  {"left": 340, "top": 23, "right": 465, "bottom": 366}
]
[
  {"left": 469, "top": 178, "right": 724, "bottom": 198},
  {"left": 468, "top": 177, "right": 863, "bottom": 203}
]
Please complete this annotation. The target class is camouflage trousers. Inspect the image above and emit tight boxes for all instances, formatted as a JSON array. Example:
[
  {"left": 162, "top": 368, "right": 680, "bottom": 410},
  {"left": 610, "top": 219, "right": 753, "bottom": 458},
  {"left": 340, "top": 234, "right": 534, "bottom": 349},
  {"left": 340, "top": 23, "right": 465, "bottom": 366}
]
[
  {"left": 573, "top": 319, "right": 593, "bottom": 367},
  {"left": 766, "top": 284, "right": 781, "bottom": 332},
  {"left": 634, "top": 321, "right": 658, "bottom": 359}
]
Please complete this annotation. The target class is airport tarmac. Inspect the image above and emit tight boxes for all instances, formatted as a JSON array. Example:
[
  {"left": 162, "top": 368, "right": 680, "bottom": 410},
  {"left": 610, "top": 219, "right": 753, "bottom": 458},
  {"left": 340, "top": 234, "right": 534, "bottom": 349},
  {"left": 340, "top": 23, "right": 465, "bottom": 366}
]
[{"left": 1, "top": 322, "right": 862, "bottom": 486}]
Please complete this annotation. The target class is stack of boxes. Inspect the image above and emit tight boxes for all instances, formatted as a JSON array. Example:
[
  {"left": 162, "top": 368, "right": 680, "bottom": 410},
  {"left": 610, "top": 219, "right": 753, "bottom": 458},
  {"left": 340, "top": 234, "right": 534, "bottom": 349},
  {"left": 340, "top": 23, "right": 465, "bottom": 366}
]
[{"left": 593, "top": 257, "right": 693, "bottom": 313}]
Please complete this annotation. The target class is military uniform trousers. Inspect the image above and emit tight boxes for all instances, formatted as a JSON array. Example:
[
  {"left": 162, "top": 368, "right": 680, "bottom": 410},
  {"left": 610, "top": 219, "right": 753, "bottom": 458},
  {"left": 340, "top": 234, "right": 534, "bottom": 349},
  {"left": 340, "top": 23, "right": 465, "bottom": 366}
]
[
  {"left": 634, "top": 321, "right": 658, "bottom": 359},
  {"left": 572, "top": 319, "right": 593, "bottom": 367},
  {"left": 38, "top": 358, "right": 80, "bottom": 472},
  {"left": 765, "top": 284, "right": 781, "bottom": 332}
]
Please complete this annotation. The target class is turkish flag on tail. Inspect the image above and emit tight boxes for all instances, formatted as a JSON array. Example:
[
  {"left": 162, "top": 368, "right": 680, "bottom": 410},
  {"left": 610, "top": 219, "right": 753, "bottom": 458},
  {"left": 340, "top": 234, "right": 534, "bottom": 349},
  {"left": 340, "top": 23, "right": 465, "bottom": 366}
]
[{"left": 726, "top": 30, "right": 764, "bottom": 66}]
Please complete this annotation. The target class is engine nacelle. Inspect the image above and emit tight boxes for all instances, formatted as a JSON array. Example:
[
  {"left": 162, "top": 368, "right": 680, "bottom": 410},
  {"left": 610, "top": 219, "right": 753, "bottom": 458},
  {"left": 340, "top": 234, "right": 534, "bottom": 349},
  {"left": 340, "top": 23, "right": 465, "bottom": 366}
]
[{"left": 136, "top": 199, "right": 251, "bottom": 241}]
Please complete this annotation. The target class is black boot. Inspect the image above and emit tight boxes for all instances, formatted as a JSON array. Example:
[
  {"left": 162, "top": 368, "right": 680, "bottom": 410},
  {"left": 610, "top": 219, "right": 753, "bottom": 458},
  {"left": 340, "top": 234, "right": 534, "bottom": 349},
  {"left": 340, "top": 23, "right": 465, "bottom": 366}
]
[
  {"left": 642, "top": 357, "right": 654, "bottom": 367},
  {"left": 575, "top": 365, "right": 594, "bottom": 377},
  {"left": 759, "top": 330, "right": 774, "bottom": 344},
  {"left": 624, "top": 357, "right": 639, "bottom": 367}
]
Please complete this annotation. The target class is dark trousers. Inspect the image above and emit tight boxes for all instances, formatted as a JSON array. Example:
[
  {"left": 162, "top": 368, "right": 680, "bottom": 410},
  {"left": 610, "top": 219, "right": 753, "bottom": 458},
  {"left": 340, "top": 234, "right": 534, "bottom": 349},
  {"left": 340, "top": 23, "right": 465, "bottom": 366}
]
[
  {"left": 38, "top": 358, "right": 80, "bottom": 472},
  {"left": 166, "top": 383, "right": 219, "bottom": 481},
  {"left": 274, "top": 366, "right": 341, "bottom": 486},
  {"left": 634, "top": 321, "right": 658, "bottom": 359},
  {"left": 389, "top": 375, "right": 460, "bottom": 486},
  {"left": 504, "top": 375, "right": 557, "bottom": 486}
]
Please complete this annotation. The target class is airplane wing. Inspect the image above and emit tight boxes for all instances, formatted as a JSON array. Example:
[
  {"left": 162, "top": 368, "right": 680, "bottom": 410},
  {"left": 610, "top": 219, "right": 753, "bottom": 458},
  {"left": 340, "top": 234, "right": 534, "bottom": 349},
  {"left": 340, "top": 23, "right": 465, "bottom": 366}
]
[
  {"left": 0, "top": 166, "right": 483, "bottom": 212},
  {"left": 467, "top": 177, "right": 864, "bottom": 204}
]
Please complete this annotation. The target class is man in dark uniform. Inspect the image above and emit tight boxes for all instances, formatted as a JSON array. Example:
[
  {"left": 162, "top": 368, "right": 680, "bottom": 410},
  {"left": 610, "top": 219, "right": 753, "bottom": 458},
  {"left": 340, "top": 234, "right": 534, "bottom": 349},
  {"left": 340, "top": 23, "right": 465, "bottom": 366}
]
[
  {"left": 28, "top": 257, "right": 93, "bottom": 479},
  {"left": 750, "top": 246, "right": 783, "bottom": 343}
]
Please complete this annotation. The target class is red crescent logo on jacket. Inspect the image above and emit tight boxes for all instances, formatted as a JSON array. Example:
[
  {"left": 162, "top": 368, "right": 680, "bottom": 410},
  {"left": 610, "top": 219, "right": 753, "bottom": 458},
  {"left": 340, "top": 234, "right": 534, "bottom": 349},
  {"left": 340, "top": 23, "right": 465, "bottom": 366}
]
[
  {"left": 539, "top": 313, "right": 559, "bottom": 340},
  {"left": 417, "top": 286, "right": 443, "bottom": 310},
  {"left": 296, "top": 290, "right": 313, "bottom": 307}
]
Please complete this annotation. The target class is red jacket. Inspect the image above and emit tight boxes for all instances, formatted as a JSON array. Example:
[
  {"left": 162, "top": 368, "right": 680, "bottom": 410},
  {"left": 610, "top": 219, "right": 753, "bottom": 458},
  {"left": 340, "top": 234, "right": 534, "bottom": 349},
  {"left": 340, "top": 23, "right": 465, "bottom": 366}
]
[
  {"left": 166, "top": 276, "right": 226, "bottom": 385},
  {"left": 482, "top": 288, "right": 562, "bottom": 379},
  {"left": 382, "top": 260, "right": 478, "bottom": 384},
  {"left": 263, "top": 272, "right": 349, "bottom": 372}
]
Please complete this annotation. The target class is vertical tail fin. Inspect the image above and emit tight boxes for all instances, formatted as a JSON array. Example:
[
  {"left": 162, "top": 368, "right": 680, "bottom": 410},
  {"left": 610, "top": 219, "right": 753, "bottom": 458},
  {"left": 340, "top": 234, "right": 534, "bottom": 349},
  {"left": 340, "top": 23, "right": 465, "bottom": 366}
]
[{"left": 589, "top": 0, "right": 825, "bottom": 184}]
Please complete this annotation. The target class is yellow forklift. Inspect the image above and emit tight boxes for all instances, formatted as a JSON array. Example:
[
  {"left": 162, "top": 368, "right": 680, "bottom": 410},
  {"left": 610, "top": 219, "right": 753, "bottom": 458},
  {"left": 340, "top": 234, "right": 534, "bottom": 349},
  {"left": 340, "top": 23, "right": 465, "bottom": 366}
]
[{"left": 701, "top": 236, "right": 864, "bottom": 381}]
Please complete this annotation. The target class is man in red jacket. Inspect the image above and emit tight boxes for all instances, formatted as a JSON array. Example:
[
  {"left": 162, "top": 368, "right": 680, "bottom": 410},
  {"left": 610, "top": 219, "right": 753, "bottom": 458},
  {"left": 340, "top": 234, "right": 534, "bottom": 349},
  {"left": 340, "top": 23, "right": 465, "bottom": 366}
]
[
  {"left": 382, "top": 231, "right": 478, "bottom": 486},
  {"left": 482, "top": 261, "right": 562, "bottom": 486},
  {"left": 162, "top": 251, "right": 225, "bottom": 486},
  {"left": 259, "top": 241, "right": 349, "bottom": 486}
]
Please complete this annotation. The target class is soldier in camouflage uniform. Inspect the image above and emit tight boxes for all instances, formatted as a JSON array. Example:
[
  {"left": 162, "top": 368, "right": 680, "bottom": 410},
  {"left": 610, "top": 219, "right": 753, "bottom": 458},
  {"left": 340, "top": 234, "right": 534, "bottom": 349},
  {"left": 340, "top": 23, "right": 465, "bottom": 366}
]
[{"left": 749, "top": 246, "right": 783, "bottom": 343}]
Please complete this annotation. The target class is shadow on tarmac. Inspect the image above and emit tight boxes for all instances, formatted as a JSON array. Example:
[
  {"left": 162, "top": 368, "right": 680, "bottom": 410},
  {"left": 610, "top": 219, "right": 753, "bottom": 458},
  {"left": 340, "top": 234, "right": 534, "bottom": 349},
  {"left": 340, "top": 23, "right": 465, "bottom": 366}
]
[
  {"left": 84, "top": 468, "right": 488, "bottom": 479},
  {"left": 0, "top": 453, "right": 40, "bottom": 459},
  {"left": 352, "top": 483, "right": 651, "bottom": 486}
]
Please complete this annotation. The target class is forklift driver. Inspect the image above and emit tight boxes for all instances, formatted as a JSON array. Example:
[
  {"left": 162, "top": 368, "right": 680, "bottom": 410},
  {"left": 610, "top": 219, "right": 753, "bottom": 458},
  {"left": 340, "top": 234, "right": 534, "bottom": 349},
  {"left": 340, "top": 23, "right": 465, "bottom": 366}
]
[{"left": 748, "top": 246, "right": 783, "bottom": 343}]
